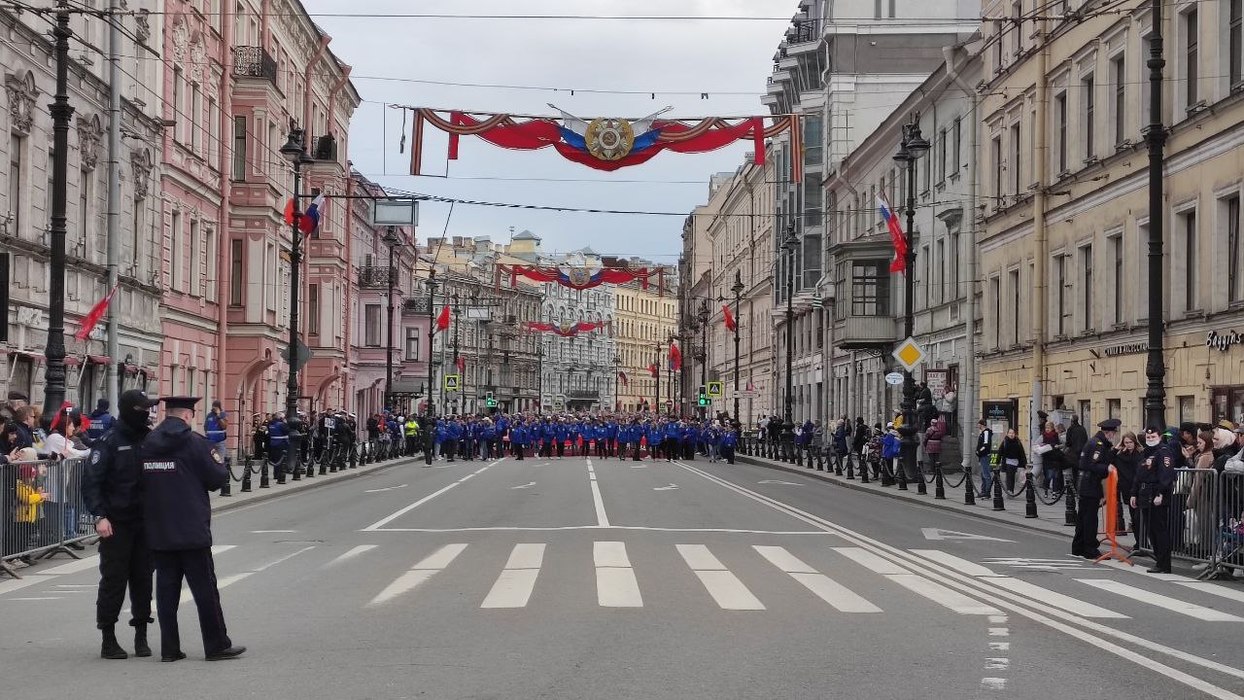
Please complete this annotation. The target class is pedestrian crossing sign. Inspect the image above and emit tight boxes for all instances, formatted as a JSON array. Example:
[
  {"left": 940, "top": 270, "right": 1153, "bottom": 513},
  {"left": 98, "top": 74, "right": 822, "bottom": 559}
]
[
  {"left": 892, "top": 337, "right": 926, "bottom": 372},
  {"left": 707, "top": 381, "right": 724, "bottom": 398},
  {"left": 444, "top": 374, "right": 460, "bottom": 392}
]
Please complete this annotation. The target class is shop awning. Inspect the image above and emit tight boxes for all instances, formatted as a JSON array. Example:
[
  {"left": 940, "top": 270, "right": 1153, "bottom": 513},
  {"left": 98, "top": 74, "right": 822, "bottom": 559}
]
[{"left": 86, "top": 355, "right": 111, "bottom": 365}]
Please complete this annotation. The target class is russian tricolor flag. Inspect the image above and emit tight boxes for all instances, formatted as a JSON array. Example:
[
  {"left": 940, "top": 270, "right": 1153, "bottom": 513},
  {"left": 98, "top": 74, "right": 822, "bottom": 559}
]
[
  {"left": 877, "top": 195, "right": 908, "bottom": 273},
  {"left": 299, "top": 193, "right": 325, "bottom": 235}
]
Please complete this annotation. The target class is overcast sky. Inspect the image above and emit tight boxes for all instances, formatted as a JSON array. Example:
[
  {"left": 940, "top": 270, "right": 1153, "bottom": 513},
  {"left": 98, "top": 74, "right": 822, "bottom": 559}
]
[{"left": 302, "top": 0, "right": 798, "bottom": 265}]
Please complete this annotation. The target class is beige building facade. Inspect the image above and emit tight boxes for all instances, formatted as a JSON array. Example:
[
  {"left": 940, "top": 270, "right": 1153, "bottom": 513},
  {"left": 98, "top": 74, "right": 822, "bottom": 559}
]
[
  {"left": 979, "top": 0, "right": 1244, "bottom": 434},
  {"left": 615, "top": 272, "right": 678, "bottom": 413}
]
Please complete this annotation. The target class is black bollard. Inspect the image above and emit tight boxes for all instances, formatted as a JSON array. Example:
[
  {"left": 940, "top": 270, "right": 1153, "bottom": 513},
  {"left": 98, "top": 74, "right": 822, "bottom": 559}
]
[
  {"left": 916, "top": 460, "right": 927, "bottom": 495},
  {"left": 240, "top": 457, "right": 252, "bottom": 493},
  {"left": 933, "top": 461, "right": 945, "bottom": 500},
  {"left": 964, "top": 464, "right": 976, "bottom": 505},
  {"left": 259, "top": 458, "right": 271, "bottom": 488},
  {"left": 796, "top": 447, "right": 804, "bottom": 467},
  {"left": 880, "top": 458, "right": 895, "bottom": 487},
  {"left": 350, "top": 446, "right": 358, "bottom": 469},
  {"left": 1024, "top": 470, "right": 1039, "bottom": 518},
  {"left": 846, "top": 455, "right": 855, "bottom": 480},
  {"left": 319, "top": 454, "right": 328, "bottom": 475},
  {"left": 834, "top": 454, "right": 843, "bottom": 476},
  {"left": 1064, "top": 473, "right": 1078, "bottom": 526},
  {"left": 220, "top": 462, "right": 232, "bottom": 497},
  {"left": 992, "top": 468, "right": 1005, "bottom": 511},
  {"left": 896, "top": 461, "right": 908, "bottom": 490},
  {"left": 860, "top": 458, "right": 870, "bottom": 484}
]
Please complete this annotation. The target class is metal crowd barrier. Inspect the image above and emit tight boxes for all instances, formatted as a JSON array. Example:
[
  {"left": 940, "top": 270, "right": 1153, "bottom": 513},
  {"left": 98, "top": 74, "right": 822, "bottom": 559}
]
[{"left": 2, "top": 457, "right": 93, "bottom": 578}]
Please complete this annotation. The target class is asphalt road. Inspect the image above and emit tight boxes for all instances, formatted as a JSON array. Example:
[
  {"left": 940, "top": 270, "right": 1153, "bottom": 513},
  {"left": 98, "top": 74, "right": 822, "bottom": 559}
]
[{"left": 5, "top": 453, "right": 1244, "bottom": 699}]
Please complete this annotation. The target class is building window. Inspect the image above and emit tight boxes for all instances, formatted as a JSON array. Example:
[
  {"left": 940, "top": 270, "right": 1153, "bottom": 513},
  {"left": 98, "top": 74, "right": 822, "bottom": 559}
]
[
  {"left": 205, "top": 227, "right": 216, "bottom": 301},
  {"left": 1079, "top": 399, "right": 1092, "bottom": 427},
  {"left": 1107, "top": 398, "right": 1121, "bottom": 420},
  {"left": 850, "top": 261, "right": 890, "bottom": 316},
  {"left": 191, "top": 82, "right": 202, "bottom": 151},
  {"left": 364, "top": 304, "right": 381, "bottom": 347},
  {"left": 1082, "top": 73, "right": 1095, "bottom": 159},
  {"left": 1111, "top": 235, "right": 1123, "bottom": 325},
  {"left": 1182, "top": 209, "right": 1198, "bottom": 312},
  {"left": 989, "top": 277, "right": 1000, "bottom": 349},
  {"left": 935, "top": 239, "right": 945, "bottom": 304},
  {"left": 1233, "top": 0, "right": 1244, "bottom": 89},
  {"left": 803, "top": 116, "right": 822, "bottom": 166},
  {"left": 991, "top": 135, "right": 1003, "bottom": 202},
  {"left": 231, "top": 115, "right": 246, "bottom": 181},
  {"left": 229, "top": 239, "right": 243, "bottom": 305},
  {"left": 804, "top": 179, "right": 821, "bottom": 227},
  {"left": 1178, "top": 395, "right": 1195, "bottom": 424},
  {"left": 78, "top": 167, "right": 91, "bottom": 255},
  {"left": 308, "top": 283, "right": 319, "bottom": 335},
  {"left": 1010, "top": 122, "right": 1021, "bottom": 194},
  {"left": 1137, "top": 220, "right": 1150, "bottom": 322},
  {"left": 1055, "top": 254, "right": 1067, "bottom": 336},
  {"left": 188, "top": 218, "right": 200, "bottom": 294},
  {"left": 405, "top": 327, "right": 421, "bottom": 361},
  {"left": 1081, "top": 244, "right": 1093, "bottom": 332},
  {"left": 1012, "top": 0, "right": 1024, "bottom": 55},
  {"left": 1184, "top": 8, "right": 1199, "bottom": 107},
  {"left": 1140, "top": 34, "right": 1153, "bottom": 131},
  {"left": 1009, "top": 269, "right": 1020, "bottom": 346},
  {"left": 169, "top": 210, "right": 181, "bottom": 289},
  {"left": 937, "top": 128, "right": 947, "bottom": 184},
  {"left": 1106, "top": 59, "right": 1123, "bottom": 152},
  {"left": 1055, "top": 92, "right": 1068, "bottom": 173},
  {"left": 7, "top": 134, "right": 20, "bottom": 236},
  {"left": 1228, "top": 195, "right": 1242, "bottom": 303},
  {"left": 952, "top": 118, "right": 962, "bottom": 173}
]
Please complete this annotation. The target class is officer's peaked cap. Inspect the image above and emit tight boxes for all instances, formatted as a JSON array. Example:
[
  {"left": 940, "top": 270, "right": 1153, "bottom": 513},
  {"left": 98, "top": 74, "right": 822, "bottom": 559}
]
[{"left": 162, "top": 396, "right": 202, "bottom": 411}]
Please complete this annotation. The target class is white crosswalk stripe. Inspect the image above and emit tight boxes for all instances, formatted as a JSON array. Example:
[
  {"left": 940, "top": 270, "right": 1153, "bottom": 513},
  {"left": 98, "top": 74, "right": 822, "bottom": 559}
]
[
  {"left": 482, "top": 544, "right": 546, "bottom": 609},
  {"left": 754, "top": 545, "right": 881, "bottom": 613},
  {"left": 677, "top": 544, "right": 764, "bottom": 610},
  {"left": 1076, "top": 579, "right": 1244, "bottom": 622},
  {"left": 595, "top": 541, "right": 642, "bottom": 607},
  {"left": 368, "top": 544, "right": 468, "bottom": 607}
]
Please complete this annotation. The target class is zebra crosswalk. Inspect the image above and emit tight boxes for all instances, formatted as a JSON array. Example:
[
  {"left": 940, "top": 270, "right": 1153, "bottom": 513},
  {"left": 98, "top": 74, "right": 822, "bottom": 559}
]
[{"left": 9, "top": 541, "right": 1244, "bottom": 626}]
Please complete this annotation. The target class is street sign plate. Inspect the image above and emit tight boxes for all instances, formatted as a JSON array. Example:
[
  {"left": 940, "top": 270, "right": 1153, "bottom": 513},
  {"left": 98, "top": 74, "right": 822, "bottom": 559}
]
[
  {"left": 282, "top": 339, "right": 314, "bottom": 372},
  {"left": 707, "top": 381, "right": 723, "bottom": 398},
  {"left": 885, "top": 371, "right": 905, "bottom": 386},
  {"left": 891, "top": 337, "right": 926, "bottom": 372},
  {"left": 443, "top": 374, "right": 460, "bottom": 392}
]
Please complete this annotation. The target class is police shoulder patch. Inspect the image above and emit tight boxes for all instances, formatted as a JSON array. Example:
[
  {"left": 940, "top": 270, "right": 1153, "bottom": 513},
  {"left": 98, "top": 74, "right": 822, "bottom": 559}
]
[
  {"left": 211, "top": 449, "right": 224, "bottom": 464},
  {"left": 1093, "top": 451, "right": 1101, "bottom": 461},
  {"left": 90, "top": 450, "right": 101, "bottom": 465}
]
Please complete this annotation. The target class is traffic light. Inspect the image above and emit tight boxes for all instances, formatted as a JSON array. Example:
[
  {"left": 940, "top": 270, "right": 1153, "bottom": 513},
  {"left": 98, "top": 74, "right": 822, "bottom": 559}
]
[
  {"left": 485, "top": 391, "right": 498, "bottom": 409},
  {"left": 697, "top": 386, "right": 708, "bottom": 407}
]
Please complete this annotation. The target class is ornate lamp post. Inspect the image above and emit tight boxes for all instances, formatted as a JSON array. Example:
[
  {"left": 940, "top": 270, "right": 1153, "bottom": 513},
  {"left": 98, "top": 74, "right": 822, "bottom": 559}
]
[
  {"left": 892, "top": 116, "right": 930, "bottom": 492},
  {"left": 278, "top": 128, "right": 314, "bottom": 479},
  {"left": 781, "top": 224, "right": 799, "bottom": 459},
  {"left": 729, "top": 271, "right": 744, "bottom": 422},
  {"left": 382, "top": 227, "right": 402, "bottom": 410},
  {"left": 425, "top": 271, "right": 439, "bottom": 417},
  {"left": 696, "top": 299, "right": 709, "bottom": 418}
]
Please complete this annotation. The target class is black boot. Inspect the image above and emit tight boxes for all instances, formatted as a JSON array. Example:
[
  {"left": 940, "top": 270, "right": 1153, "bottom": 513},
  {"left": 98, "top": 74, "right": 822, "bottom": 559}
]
[
  {"left": 100, "top": 625, "right": 128, "bottom": 660},
  {"left": 133, "top": 622, "right": 152, "bottom": 658}
]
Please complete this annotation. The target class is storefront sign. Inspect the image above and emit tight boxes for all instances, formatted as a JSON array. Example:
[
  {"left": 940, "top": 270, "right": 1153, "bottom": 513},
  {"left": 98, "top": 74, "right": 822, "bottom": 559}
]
[
  {"left": 1103, "top": 342, "right": 1148, "bottom": 357},
  {"left": 1208, "top": 330, "right": 1244, "bottom": 352}
]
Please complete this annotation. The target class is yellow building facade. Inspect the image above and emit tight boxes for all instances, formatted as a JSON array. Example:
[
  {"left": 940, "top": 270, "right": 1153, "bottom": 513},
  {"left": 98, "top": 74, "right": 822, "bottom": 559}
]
[{"left": 614, "top": 275, "right": 679, "bottom": 413}]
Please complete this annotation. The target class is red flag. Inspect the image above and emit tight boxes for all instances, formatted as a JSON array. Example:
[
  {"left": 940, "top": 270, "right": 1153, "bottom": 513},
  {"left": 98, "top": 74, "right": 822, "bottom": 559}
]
[
  {"left": 436, "top": 304, "right": 451, "bottom": 330},
  {"left": 455, "top": 355, "right": 465, "bottom": 374},
  {"left": 618, "top": 370, "right": 629, "bottom": 386},
  {"left": 668, "top": 343, "right": 682, "bottom": 370},
  {"left": 878, "top": 195, "right": 908, "bottom": 273},
  {"left": 283, "top": 197, "right": 296, "bottom": 225},
  {"left": 647, "top": 363, "right": 658, "bottom": 378},
  {"left": 74, "top": 283, "right": 119, "bottom": 341},
  {"left": 722, "top": 305, "right": 736, "bottom": 332}
]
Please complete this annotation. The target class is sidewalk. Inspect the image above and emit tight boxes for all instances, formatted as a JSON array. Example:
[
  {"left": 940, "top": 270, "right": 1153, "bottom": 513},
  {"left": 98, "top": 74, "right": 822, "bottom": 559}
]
[
  {"left": 207, "top": 454, "right": 419, "bottom": 514},
  {"left": 737, "top": 452, "right": 1137, "bottom": 547}
]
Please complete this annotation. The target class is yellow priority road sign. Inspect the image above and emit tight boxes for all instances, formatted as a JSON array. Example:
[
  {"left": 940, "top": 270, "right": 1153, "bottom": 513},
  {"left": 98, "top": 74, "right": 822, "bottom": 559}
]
[
  {"left": 892, "top": 337, "right": 927, "bottom": 372},
  {"left": 444, "top": 374, "right": 461, "bottom": 392},
  {"left": 707, "top": 381, "right": 724, "bottom": 398}
]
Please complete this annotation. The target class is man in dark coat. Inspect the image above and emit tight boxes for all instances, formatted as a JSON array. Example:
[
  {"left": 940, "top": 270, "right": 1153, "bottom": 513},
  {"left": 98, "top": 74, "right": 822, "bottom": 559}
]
[
  {"left": 82, "top": 388, "right": 157, "bottom": 659},
  {"left": 1072, "top": 419, "right": 1119, "bottom": 559},
  {"left": 140, "top": 396, "right": 245, "bottom": 662}
]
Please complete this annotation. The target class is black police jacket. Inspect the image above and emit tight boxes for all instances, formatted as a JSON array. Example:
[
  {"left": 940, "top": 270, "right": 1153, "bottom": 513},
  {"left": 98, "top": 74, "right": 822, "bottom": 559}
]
[
  {"left": 81, "top": 420, "right": 150, "bottom": 522},
  {"left": 139, "top": 417, "right": 227, "bottom": 551},
  {"left": 1078, "top": 431, "right": 1115, "bottom": 499},
  {"left": 1134, "top": 443, "right": 1176, "bottom": 503}
]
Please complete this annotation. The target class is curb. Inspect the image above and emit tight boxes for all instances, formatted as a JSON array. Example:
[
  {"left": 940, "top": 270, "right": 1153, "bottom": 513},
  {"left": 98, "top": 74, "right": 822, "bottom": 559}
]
[
  {"left": 736, "top": 454, "right": 1076, "bottom": 539},
  {"left": 210, "top": 456, "right": 419, "bottom": 514}
]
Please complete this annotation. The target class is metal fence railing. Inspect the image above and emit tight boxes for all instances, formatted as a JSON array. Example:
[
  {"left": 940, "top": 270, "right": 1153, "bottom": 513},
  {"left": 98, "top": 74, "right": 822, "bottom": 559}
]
[{"left": 2, "top": 458, "right": 93, "bottom": 577}]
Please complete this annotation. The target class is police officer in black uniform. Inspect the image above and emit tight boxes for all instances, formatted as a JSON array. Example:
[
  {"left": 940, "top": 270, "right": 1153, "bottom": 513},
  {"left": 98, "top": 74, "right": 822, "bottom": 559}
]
[
  {"left": 1134, "top": 426, "right": 1177, "bottom": 573},
  {"left": 1072, "top": 418, "right": 1120, "bottom": 559},
  {"left": 140, "top": 396, "right": 245, "bottom": 662},
  {"left": 81, "top": 389, "right": 158, "bottom": 659}
]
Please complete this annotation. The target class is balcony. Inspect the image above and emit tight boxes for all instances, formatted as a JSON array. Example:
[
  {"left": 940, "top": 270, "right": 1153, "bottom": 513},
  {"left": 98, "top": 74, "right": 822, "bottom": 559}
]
[
  {"left": 312, "top": 134, "right": 337, "bottom": 162},
  {"left": 232, "top": 46, "right": 277, "bottom": 84},
  {"left": 357, "top": 265, "right": 394, "bottom": 289},
  {"left": 403, "top": 296, "right": 431, "bottom": 314},
  {"left": 786, "top": 19, "right": 821, "bottom": 46},
  {"left": 837, "top": 315, "right": 897, "bottom": 350}
]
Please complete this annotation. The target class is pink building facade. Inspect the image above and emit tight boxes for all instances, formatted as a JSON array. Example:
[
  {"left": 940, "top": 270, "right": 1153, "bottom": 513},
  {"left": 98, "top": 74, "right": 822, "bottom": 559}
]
[{"left": 158, "top": 0, "right": 359, "bottom": 453}]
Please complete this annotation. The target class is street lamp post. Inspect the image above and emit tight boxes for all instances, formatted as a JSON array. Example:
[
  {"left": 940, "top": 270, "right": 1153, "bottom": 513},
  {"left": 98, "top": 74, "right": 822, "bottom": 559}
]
[
  {"left": 654, "top": 341, "right": 662, "bottom": 416},
  {"left": 781, "top": 224, "right": 799, "bottom": 463},
  {"left": 612, "top": 353, "right": 622, "bottom": 411},
  {"left": 43, "top": 2, "right": 73, "bottom": 419},
  {"left": 1143, "top": 0, "right": 1167, "bottom": 429},
  {"left": 730, "top": 271, "right": 744, "bottom": 423},
  {"left": 279, "top": 128, "right": 314, "bottom": 480},
  {"left": 697, "top": 300, "right": 709, "bottom": 419},
  {"left": 425, "top": 271, "right": 439, "bottom": 418},
  {"left": 382, "top": 227, "right": 402, "bottom": 411},
  {"left": 893, "top": 117, "right": 930, "bottom": 495}
]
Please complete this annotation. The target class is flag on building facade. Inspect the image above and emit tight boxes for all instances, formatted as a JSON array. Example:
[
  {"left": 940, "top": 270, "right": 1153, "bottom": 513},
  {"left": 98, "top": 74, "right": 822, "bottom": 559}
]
[
  {"left": 436, "top": 304, "right": 451, "bottom": 330},
  {"left": 617, "top": 370, "right": 628, "bottom": 386},
  {"left": 647, "top": 363, "right": 658, "bottom": 378},
  {"left": 74, "top": 283, "right": 119, "bottom": 341},
  {"left": 877, "top": 195, "right": 908, "bottom": 273},
  {"left": 722, "top": 304, "right": 736, "bottom": 332},
  {"left": 283, "top": 197, "right": 297, "bottom": 225},
  {"left": 299, "top": 193, "right": 325, "bottom": 235},
  {"left": 668, "top": 342, "right": 682, "bottom": 370},
  {"left": 455, "top": 355, "right": 466, "bottom": 374}
]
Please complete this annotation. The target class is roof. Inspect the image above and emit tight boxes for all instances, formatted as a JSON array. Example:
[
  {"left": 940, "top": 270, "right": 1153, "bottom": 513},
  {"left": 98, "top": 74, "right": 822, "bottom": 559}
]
[{"left": 513, "top": 229, "right": 541, "bottom": 241}]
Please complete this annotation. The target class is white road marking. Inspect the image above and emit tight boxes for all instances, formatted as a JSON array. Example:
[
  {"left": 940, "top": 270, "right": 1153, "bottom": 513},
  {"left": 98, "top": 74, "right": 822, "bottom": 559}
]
[
  {"left": 481, "top": 543, "right": 545, "bottom": 609},
  {"left": 832, "top": 547, "right": 907, "bottom": 575},
  {"left": 363, "top": 459, "right": 505, "bottom": 531},
  {"left": 985, "top": 658, "right": 1010, "bottom": 670},
  {"left": 370, "top": 526, "right": 829, "bottom": 534},
  {"left": 368, "top": 543, "right": 469, "bottom": 607},
  {"left": 325, "top": 545, "right": 378, "bottom": 567},
  {"left": 653, "top": 483, "right": 679, "bottom": 491},
  {"left": 754, "top": 545, "right": 882, "bottom": 613},
  {"left": 251, "top": 530, "right": 297, "bottom": 533},
  {"left": 886, "top": 574, "right": 1000, "bottom": 615},
  {"left": 752, "top": 545, "right": 816, "bottom": 573},
  {"left": 980, "top": 678, "right": 1007, "bottom": 690},
  {"left": 920, "top": 528, "right": 1014, "bottom": 543},
  {"left": 675, "top": 544, "right": 726, "bottom": 571},
  {"left": 989, "top": 627, "right": 1009, "bottom": 637},
  {"left": 758, "top": 479, "right": 803, "bottom": 485},
  {"left": 594, "top": 541, "right": 641, "bottom": 608},
  {"left": 1177, "top": 581, "right": 1244, "bottom": 605},
  {"left": 53, "top": 583, "right": 97, "bottom": 588},
  {"left": 984, "top": 557, "right": 1087, "bottom": 571},
  {"left": 988, "top": 615, "right": 1008, "bottom": 624},
  {"left": 990, "top": 577, "right": 1127, "bottom": 619},
  {"left": 511, "top": 481, "right": 536, "bottom": 490},
  {"left": 40, "top": 556, "right": 101, "bottom": 575},
  {"left": 1097, "top": 559, "right": 1189, "bottom": 582},
  {"left": 181, "top": 547, "right": 315, "bottom": 604},
  {"left": 1076, "top": 579, "right": 1244, "bottom": 622},
  {"left": 9, "top": 596, "right": 63, "bottom": 601},
  {"left": 364, "top": 484, "right": 407, "bottom": 493},
  {"left": 674, "top": 545, "right": 764, "bottom": 610},
  {"left": 588, "top": 459, "right": 611, "bottom": 527},
  {"left": 989, "top": 642, "right": 1010, "bottom": 652},
  {"left": 910, "top": 550, "right": 997, "bottom": 577},
  {"left": 254, "top": 546, "right": 315, "bottom": 572}
]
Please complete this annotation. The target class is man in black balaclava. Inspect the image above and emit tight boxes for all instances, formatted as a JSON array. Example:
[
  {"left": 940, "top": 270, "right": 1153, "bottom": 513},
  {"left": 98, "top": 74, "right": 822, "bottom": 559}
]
[{"left": 81, "top": 389, "right": 158, "bottom": 660}]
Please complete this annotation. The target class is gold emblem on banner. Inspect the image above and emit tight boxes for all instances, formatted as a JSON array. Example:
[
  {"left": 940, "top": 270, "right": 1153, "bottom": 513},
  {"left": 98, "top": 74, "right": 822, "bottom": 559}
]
[
  {"left": 585, "top": 118, "right": 635, "bottom": 161},
  {"left": 565, "top": 267, "right": 593, "bottom": 287}
]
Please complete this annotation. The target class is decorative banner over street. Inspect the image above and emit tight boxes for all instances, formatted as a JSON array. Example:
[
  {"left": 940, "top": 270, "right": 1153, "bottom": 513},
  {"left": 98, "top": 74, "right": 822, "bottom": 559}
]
[
  {"left": 524, "top": 321, "right": 610, "bottom": 337},
  {"left": 404, "top": 106, "right": 802, "bottom": 181},
  {"left": 496, "top": 263, "right": 664, "bottom": 294}
]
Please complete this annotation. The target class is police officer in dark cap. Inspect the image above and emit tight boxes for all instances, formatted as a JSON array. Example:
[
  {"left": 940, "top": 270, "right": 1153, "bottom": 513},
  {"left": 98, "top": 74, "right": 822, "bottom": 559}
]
[
  {"left": 140, "top": 396, "right": 245, "bottom": 662},
  {"left": 81, "top": 388, "right": 158, "bottom": 659},
  {"left": 1072, "top": 418, "right": 1121, "bottom": 559}
]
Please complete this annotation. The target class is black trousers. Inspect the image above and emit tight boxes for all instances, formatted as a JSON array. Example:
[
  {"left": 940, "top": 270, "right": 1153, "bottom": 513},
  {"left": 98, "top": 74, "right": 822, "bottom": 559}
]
[
  {"left": 1071, "top": 495, "right": 1101, "bottom": 556},
  {"left": 513, "top": 443, "right": 525, "bottom": 459},
  {"left": 153, "top": 548, "right": 232, "bottom": 657},
  {"left": 1144, "top": 504, "right": 1172, "bottom": 571},
  {"left": 95, "top": 518, "right": 153, "bottom": 629}
]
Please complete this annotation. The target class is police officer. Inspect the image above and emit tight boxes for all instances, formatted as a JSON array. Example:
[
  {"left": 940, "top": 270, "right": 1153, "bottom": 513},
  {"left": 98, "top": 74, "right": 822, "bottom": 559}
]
[
  {"left": 1072, "top": 418, "right": 1120, "bottom": 559},
  {"left": 140, "top": 396, "right": 245, "bottom": 662},
  {"left": 267, "top": 412, "right": 289, "bottom": 482},
  {"left": 204, "top": 400, "right": 228, "bottom": 463},
  {"left": 1134, "top": 426, "right": 1177, "bottom": 573},
  {"left": 81, "top": 389, "right": 157, "bottom": 659}
]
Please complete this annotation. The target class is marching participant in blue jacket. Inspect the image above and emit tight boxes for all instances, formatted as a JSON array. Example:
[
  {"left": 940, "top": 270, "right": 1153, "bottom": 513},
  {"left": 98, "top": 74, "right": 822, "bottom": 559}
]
[
  {"left": 721, "top": 424, "right": 738, "bottom": 464},
  {"left": 267, "top": 414, "right": 289, "bottom": 482},
  {"left": 511, "top": 421, "right": 529, "bottom": 460}
]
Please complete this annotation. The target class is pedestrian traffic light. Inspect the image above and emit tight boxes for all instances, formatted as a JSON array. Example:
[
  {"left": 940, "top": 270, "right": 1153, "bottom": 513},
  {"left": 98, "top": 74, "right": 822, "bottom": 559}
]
[
  {"left": 697, "top": 386, "right": 708, "bottom": 407},
  {"left": 485, "top": 391, "right": 497, "bottom": 408}
]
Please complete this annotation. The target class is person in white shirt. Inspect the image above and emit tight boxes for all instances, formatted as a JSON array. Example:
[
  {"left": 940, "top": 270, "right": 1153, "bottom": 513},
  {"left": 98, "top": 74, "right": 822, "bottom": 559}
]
[{"left": 43, "top": 405, "right": 92, "bottom": 549}]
